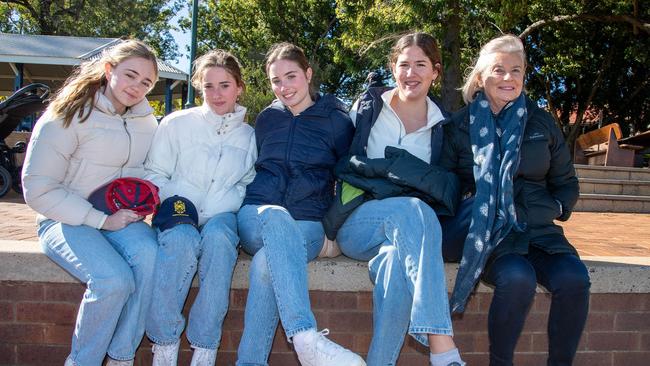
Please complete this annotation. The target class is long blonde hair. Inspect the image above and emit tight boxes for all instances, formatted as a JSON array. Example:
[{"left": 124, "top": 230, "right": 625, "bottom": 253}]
[
  {"left": 49, "top": 39, "right": 158, "bottom": 128},
  {"left": 461, "top": 34, "right": 525, "bottom": 104}
]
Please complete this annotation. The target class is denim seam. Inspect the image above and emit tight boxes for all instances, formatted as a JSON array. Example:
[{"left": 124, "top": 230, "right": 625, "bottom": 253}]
[
  {"left": 106, "top": 351, "right": 134, "bottom": 362},
  {"left": 146, "top": 332, "right": 180, "bottom": 347},
  {"left": 186, "top": 334, "right": 219, "bottom": 350}
]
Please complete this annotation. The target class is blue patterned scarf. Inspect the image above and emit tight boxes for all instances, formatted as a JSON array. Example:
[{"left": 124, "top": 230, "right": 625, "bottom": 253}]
[{"left": 450, "top": 91, "right": 528, "bottom": 313}]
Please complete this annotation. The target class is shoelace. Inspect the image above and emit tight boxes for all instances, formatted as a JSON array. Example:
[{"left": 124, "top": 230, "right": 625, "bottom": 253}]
[{"left": 314, "top": 328, "right": 348, "bottom": 361}]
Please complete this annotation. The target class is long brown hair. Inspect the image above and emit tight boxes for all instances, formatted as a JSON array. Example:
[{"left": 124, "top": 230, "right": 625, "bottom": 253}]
[
  {"left": 265, "top": 42, "right": 315, "bottom": 98},
  {"left": 49, "top": 39, "right": 158, "bottom": 128}
]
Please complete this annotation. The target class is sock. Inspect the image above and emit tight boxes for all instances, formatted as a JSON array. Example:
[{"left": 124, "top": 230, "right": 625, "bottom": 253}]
[{"left": 429, "top": 347, "right": 464, "bottom": 366}]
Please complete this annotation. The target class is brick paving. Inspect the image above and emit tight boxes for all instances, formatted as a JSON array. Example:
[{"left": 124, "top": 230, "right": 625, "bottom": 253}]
[{"left": 2, "top": 190, "right": 650, "bottom": 257}]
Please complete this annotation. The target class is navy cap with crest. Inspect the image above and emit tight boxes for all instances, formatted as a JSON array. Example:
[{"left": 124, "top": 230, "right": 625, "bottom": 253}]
[{"left": 152, "top": 195, "right": 199, "bottom": 232}]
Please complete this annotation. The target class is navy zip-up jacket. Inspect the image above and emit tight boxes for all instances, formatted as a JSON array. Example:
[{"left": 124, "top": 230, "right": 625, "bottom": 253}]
[{"left": 242, "top": 94, "right": 354, "bottom": 221}]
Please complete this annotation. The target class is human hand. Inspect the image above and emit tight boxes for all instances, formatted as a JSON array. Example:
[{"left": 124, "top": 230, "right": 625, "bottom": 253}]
[{"left": 101, "top": 209, "right": 143, "bottom": 231}]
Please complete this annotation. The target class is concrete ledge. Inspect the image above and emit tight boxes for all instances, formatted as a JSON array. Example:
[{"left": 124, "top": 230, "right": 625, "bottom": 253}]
[{"left": 2, "top": 240, "right": 649, "bottom": 293}]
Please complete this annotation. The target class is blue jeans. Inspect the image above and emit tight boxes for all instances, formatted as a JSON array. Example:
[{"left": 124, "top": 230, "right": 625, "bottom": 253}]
[
  {"left": 38, "top": 219, "right": 158, "bottom": 365},
  {"left": 146, "top": 212, "right": 239, "bottom": 349},
  {"left": 483, "top": 248, "right": 591, "bottom": 366},
  {"left": 235, "top": 204, "right": 324, "bottom": 366},
  {"left": 336, "top": 197, "right": 452, "bottom": 366}
]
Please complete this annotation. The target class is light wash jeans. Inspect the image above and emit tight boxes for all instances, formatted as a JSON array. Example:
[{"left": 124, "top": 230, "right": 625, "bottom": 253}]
[
  {"left": 38, "top": 219, "right": 158, "bottom": 365},
  {"left": 146, "top": 212, "right": 239, "bottom": 349},
  {"left": 336, "top": 197, "right": 452, "bottom": 366},
  {"left": 235, "top": 204, "right": 324, "bottom": 366}
]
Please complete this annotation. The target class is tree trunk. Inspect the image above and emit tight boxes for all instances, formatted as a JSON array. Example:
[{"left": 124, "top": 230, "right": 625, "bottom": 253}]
[{"left": 441, "top": 0, "right": 462, "bottom": 112}]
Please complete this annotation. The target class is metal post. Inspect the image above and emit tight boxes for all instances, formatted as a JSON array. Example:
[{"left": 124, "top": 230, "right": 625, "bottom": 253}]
[
  {"left": 165, "top": 78, "right": 173, "bottom": 115},
  {"left": 14, "top": 63, "right": 23, "bottom": 91},
  {"left": 184, "top": 0, "right": 199, "bottom": 108}
]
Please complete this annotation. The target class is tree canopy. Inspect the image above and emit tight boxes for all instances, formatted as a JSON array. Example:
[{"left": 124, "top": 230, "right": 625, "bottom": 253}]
[
  {"left": 2, "top": 0, "right": 647, "bottom": 143},
  {"left": 0, "top": 0, "right": 183, "bottom": 59}
]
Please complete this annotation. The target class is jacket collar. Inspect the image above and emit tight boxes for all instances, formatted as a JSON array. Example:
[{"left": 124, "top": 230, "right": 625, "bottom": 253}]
[
  {"left": 270, "top": 93, "right": 347, "bottom": 118},
  {"left": 94, "top": 90, "right": 154, "bottom": 118},
  {"left": 380, "top": 88, "right": 446, "bottom": 130},
  {"left": 200, "top": 102, "right": 247, "bottom": 133},
  {"left": 452, "top": 94, "right": 536, "bottom": 133}
]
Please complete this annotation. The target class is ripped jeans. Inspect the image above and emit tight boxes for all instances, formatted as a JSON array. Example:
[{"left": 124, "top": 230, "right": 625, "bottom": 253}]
[{"left": 336, "top": 197, "right": 452, "bottom": 366}]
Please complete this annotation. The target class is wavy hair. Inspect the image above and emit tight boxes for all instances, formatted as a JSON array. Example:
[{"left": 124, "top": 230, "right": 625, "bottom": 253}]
[{"left": 49, "top": 39, "right": 158, "bottom": 128}]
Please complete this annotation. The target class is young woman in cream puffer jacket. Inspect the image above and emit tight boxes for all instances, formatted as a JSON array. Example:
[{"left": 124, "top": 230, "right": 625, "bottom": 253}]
[{"left": 21, "top": 40, "right": 160, "bottom": 366}]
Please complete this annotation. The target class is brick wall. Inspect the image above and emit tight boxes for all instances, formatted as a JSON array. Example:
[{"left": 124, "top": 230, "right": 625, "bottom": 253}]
[{"left": 1, "top": 281, "right": 649, "bottom": 366}]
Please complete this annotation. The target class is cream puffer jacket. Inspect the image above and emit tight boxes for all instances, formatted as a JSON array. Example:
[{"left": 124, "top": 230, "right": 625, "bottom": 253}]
[
  {"left": 144, "top": 103, "right": 256, "bottom": 226},
  {"left": 22, "top": 92, "right": 158, "bottom": 229}
]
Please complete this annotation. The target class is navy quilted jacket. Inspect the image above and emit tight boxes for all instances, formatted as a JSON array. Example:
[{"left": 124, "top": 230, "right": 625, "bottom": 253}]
[{"left": 242, "top": 94, "right": 354, "bottom": 220}]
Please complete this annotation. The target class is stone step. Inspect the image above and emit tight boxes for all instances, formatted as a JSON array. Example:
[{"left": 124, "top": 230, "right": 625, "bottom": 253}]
[
  {"left": 575, "top": 164, "right": 650, "bottom": 181},
  {"left": 576, "top": 193, "right": 650, "bottom": 213},
  {"left": 579, "top": 178, "right": 650, "bottom": 196}
]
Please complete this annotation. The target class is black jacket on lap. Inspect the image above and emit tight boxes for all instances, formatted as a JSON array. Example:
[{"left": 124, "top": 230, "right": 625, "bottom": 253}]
[
  {"left": 439, "top": 96, "right": 580, "bottom": 258},
  {"left": 323, "top": 87, "right": 457, "bottom": 239}
]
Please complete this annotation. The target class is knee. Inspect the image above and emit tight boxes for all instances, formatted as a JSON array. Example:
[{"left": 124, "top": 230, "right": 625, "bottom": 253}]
[
  {"left": 158, "top": 224, "right": 201, "bottom": 253},
  {"left": 493, "top": 265, "right": 537, "bottom": 299},
  {"left": 91, "top": 266, "right": 135, "bottom": 300},
  {"left": 551, "top": 267, "right": 591, "bottom": 295},
  {"left": 390, "top": 198, "right": 440, "bottom": 230},
  {"left": 258, "top": 205, "right": 292, "bottom": 226},
  {"left": 201, "top": 218, "right": 239, "bottom": 252}
]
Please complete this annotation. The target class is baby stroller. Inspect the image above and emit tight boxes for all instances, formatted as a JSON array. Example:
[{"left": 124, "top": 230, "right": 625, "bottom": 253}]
[{"left": 0, "top": 83, "right": 50, "bottom": 197}]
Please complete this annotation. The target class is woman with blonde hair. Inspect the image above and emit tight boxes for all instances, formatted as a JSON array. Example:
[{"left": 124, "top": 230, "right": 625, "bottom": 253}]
[
  {"left": 144, "top": 49, "right": 256, "bottom": 366},
  {"left": 441, "top": 34, "right": 590, "bottom": 366},
  {"left": 22, "top": 39, "right": 160, "bottom": 365}
]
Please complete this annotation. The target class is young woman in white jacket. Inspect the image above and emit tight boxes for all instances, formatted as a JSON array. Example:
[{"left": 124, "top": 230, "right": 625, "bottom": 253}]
[
  {"left": 21, "top": 40, "right": 160, "bottom": 366},
  {"left": 144, "top": 50, "right": 256, "bottom": 366}
]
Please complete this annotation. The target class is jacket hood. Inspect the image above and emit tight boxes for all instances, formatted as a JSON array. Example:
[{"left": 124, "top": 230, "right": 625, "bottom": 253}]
[
  {"left": 270, "top": 93, "right": 348, "bottom": 118},
  {"left": 94, "top": 90, "right": 154, "bottom": 118}
]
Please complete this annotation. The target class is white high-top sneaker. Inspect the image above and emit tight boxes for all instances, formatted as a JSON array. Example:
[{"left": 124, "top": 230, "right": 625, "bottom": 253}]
[
  {"left": 152, "top": 341, "right": 180, "bottom": 366},
  {"left": 189, "top": 346, "right": 217, "bottom": 366},
  {"left": 294, "top": 329, "right": 366, "bottom": 366},
  {"left": 105, "top": 358, "right": 133, "bottom": 366}
]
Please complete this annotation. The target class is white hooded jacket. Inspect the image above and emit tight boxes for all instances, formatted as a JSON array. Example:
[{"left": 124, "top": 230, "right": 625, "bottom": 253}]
[{"left": 144, "top": 103, "right": 256, "bottom": 225}]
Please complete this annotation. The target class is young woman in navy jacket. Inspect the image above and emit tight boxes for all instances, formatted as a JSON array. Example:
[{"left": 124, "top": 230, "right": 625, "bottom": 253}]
[{"left": 236, "top": 43, "right": 364, "bottom": 366}]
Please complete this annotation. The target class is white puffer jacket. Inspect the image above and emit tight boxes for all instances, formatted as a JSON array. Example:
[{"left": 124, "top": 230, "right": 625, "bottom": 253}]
[
  {"left": 22, "top": 92, "right": 158, "bottom": 229},
  {"left": 144, "top": 103, "right": 256, "bottom": 226}
]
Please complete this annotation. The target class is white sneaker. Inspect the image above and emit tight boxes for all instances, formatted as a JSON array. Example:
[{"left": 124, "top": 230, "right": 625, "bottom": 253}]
[
  {"left": 190, "top": 346, "right": 217, "bottom": 366},
  {"left": 294, "top": 329, "right": 366, "bottom": 366},
  {"left": 152, "top": 341, "right": 180, "bottom": 366},
  {"left": 105, "top": 359, "right": 133, "bottom": 366}
]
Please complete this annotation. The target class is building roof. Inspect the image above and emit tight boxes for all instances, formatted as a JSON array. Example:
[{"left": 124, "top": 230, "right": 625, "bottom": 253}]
[{"left": 0, "top": 33, "right": 186, "bottom": 80}]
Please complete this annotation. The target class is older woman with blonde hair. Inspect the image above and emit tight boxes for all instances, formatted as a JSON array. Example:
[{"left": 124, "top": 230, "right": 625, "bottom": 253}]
[{"left": 440, "top": 34, "right": 590, "bottom": 366}]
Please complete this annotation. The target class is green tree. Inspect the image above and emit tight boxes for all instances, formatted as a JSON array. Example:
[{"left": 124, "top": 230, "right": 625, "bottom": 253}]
[
  {"left": 0, "top": 0, "right": 183, "bottom": 59},
  {"left": 335, "top": 0, "right": 649, "bottom": 148}
]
